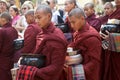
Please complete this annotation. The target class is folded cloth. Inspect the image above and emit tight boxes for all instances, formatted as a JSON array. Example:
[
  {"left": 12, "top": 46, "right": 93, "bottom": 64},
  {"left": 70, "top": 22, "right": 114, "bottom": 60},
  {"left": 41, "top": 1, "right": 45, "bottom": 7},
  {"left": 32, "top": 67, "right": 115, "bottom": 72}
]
[
  {"left": 71, "top": 64, "right": 86, "bottom": 80},
  {"left": 16, "top": 65, "right": 37, "bottom": 80},
  {"left": 109, "top": 33, "right": 120, "bottom": 52}
]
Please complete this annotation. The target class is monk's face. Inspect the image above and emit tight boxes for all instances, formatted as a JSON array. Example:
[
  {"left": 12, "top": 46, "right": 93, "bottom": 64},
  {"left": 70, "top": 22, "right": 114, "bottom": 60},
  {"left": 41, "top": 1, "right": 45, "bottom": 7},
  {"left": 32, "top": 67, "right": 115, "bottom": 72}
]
[
  {"left": 0, "top": 17, "right": 7, "bottom": 26},
  {"left": 104, "top": 4, "right": 114, "bottom": 16},
  {"left": 84, "top": 6, "right": 94, "bottom": 17},
  {"left": 35, "top": 10, "right": 51, "bottom": 28},
  {"left": 25, "top": 14, "right": 34, "bottom": 24},
  {"left": 68, "top": 15, "right": 85, "bottom": 31},
  {"left": 65, "top": 1, "right": 75, "bottom": 13},
  {"left": 115, "top": 0, "right": 120, "bottom": 6}
]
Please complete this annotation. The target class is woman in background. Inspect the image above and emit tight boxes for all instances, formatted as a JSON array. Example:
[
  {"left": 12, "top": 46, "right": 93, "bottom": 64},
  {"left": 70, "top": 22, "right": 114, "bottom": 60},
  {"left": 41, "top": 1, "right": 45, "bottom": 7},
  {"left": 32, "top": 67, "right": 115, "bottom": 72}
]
[{"left": 9, "top": 5, "right": 20, "bottom": 27}]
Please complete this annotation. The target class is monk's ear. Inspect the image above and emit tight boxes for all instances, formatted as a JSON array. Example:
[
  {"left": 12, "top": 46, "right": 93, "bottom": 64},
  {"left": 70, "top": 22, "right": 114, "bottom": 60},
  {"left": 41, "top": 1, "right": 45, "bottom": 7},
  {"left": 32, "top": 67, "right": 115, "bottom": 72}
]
[
  {"left": 47, "top": 13, "right": 52, "bottom": 19},
  {"left": 81, "top": 16, "right": 85, "bottom": 20}
]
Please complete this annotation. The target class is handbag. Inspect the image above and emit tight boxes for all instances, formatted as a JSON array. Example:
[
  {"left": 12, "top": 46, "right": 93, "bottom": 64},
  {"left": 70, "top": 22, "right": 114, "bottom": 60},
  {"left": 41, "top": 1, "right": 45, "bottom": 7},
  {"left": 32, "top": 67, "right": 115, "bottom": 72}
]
[
  {"left": 20, "top": 54, "right": 46, "bottom": 68},
  {"left": 55, "top": 23, "right": 70, "bottom": 33}
]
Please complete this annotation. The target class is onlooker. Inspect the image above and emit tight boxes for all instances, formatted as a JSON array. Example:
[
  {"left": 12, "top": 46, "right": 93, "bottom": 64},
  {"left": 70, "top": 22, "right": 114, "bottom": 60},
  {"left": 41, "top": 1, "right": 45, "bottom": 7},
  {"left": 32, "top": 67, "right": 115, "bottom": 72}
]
[
  {"left": 9, "top": 5, "right": 20, "bottom": 26},
  {"left": 0, "top": 0, "right": 9, "bottom": 14}
]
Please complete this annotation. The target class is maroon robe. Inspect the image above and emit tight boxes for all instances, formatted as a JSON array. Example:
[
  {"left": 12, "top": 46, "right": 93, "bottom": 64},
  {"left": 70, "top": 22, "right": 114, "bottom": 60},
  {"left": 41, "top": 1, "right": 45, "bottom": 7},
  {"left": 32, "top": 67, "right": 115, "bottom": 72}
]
[
  {"left": 109, "top": 6, "right": 120, "bottom": 19},
  {"left": 86, "top": 13, "right": 102, "bottom": 32},
  {"left": 98, "top": 15, "right": 109, "bottom": 25},
  {"left": 103, "top": 6, "right": 120, "bottom": 80},
  {"left": 21, "top": 23, "right": 41, "bottom": 53},
  {"left": 69, "top": 23, "right": 102, "bottom": 80},
  {"left": 0, "top": 22, "right": 18, "bottom": 80},
  {"left": 33, "top": 23, "right": 68, "bottom": 80}
]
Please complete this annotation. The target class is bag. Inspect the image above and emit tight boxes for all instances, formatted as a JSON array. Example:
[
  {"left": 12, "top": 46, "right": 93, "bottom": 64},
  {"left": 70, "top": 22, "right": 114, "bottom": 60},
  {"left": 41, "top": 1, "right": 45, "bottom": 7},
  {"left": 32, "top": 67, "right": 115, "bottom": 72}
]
[
  {"left": 20, "top": 54, "right": 46, "bottom": 68},
  {"left": 13, "top": 38, "right": 24, "bottom": 50},
  {"left": 56, "top": 10, "right": 70, "bottom": 33},
  {"left": 56, "top": 23, "right": 70, "bottom": 33}
]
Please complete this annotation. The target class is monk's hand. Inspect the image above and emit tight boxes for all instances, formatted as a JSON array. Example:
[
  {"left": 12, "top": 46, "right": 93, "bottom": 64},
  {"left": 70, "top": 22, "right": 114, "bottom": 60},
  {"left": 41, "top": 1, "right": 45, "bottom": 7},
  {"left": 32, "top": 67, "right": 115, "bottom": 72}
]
[{"left": 100, "top": 30, "right": 109, "bottom": 40}]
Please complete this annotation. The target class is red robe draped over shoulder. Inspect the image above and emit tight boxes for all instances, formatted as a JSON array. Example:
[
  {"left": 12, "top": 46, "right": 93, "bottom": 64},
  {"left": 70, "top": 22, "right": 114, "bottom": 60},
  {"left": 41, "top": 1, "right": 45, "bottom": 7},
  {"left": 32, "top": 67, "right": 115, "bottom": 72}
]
[
  {"left": 109, "top": 6, "right": 120, "bottom": 19},
  {"left": 86, "top": 13, "right": 102, "bottom": 32},
  {"left": 22, "top": 23, "right": 41, "bottom": 53},
  {"left": 103, "top": 6, "right": 120, "bottom": 80},
  {"left": 33, "top": 23, "right": 68, "bottom": 80},
  {"left": 69, "top": 23, "right": 102, "bottom": 80},
  {"left": 0, "top": 23, "right": 18, "bottom": 80}
]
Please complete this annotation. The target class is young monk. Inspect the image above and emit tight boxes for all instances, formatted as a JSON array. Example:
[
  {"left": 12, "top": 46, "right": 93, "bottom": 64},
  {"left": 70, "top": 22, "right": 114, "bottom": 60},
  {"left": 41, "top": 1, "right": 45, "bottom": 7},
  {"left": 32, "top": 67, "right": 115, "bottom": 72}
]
[
  {"left": 0, "top": 12, "right": 18, "bottom": 80},
  {"left": 68, "top": 8, "right": 102, "bottom": 80},
  {"left": 21, "top": 10, "right": 41, "bottom": 53},
  {"left": 100, "top": 0, "right": 120, "bottom": 80},
  {"left": 16, "top": 5, "right": 68, "bottom": 80},
  {"left": 99, "top": 2, "right": 114, "bottom": 25},
  {"left": 84, "top": 3, "right": 101, "bottom": 32}
]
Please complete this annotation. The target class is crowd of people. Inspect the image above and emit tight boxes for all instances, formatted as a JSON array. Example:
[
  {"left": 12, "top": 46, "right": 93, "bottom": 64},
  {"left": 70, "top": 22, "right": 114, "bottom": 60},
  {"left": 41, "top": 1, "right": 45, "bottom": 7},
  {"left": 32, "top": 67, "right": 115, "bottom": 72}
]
[{"left": 0, "top": 0, "right": 120, "bottom": 80}]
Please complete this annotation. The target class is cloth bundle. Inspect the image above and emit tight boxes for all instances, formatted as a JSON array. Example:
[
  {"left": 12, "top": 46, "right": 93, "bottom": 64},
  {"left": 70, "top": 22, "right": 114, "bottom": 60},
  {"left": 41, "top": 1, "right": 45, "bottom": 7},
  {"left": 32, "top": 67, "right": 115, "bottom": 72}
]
[
  {"left": 109, "top": 33, "right": 120, "bottom": 52},
  {"left": 72, "top": 64, "right": 86, "bottom": 80},
  {"left": 16, "top": 65, "right": 37, "bottom": 80},
  {"left": 63, "top": 64, "right": 86, "bottom": 80}
]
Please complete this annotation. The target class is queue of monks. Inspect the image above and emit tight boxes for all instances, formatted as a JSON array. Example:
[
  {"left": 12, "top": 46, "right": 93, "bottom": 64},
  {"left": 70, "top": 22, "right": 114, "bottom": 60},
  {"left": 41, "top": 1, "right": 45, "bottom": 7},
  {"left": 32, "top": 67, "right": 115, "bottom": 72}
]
[{"left": 0, "top": 0, "right": 120, "bottom": 80}]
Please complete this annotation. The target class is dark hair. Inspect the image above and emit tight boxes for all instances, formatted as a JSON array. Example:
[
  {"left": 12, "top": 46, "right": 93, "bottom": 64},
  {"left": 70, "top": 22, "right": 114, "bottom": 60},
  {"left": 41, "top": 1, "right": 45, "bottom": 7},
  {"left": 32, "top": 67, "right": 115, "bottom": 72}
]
[{"left": 10, "top": 5, "right": 19, "bottom": 15}]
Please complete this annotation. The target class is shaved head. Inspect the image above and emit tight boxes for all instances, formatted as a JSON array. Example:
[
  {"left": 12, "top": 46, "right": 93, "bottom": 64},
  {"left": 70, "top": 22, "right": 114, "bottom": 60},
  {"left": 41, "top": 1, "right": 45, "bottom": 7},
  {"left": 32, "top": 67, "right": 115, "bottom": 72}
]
[
  {"left": 25, "top": 9, "right": 34, "bottom": 16},
  {"left": 35, "top": 4, "right": 52, "bottom": 16},
  {"left": 0, "top": 12, "right": 12, "bottom": 22},
  {"left": 66, "top": 0, "right": 76, "bottom": 4},
  {"left": 104, "top": 2, "right": 114, "bottom": 8},
  {"left": 84, "top": 3, "right": 94, "bottom": 9},
  {"left": 68, "top": 8, "right": 86, "bottom": 18}
]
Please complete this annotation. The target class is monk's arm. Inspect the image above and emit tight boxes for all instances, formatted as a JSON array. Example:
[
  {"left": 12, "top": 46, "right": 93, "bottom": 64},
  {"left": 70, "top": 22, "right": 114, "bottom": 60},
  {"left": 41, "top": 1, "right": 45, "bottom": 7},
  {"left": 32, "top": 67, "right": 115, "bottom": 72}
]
[
  {"left": 35, "top": 41, "right": 66, "bottom": 80},
  {"left": 83, "top": 37, "right": 101, "bottom": 74}
]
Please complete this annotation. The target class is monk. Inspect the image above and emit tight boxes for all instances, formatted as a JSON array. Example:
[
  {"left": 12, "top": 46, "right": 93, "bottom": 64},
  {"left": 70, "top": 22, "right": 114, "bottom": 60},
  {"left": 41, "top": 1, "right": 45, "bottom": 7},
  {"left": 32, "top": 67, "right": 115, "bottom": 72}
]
[
  {"left": 84, "top": 3, "right": 101, "bottom": 32},
  {"left": 0, "top": 12, "right": 18, "bottom": 80},
  {"left": 18, "top": 5, "right": 67, "bottom": 80},
  {"left": 64, "top": 0, "right": 78, "bottom": 43},
  {"left": 21, "top": 10, "right": 41, "bottom": 53},
  {"left": 99, "top": 2, "right": 114, "bottom": 25},
  {"left": 68, "top": 8, "right": 102, "bottom": 80},
  {"left": 100, "top": 0, "right": 120, "bottom": 80}
]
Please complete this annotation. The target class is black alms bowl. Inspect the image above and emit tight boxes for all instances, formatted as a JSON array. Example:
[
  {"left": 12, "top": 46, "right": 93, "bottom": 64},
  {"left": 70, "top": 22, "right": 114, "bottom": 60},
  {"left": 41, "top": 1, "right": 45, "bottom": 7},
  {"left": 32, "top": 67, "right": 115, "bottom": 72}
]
[
  {"left": 101, "top": 24, "right": 120, "bottom": 34},
  {"left": 20, "top": 54, "right": 46, "bottom": 68},
  {"left": 13, "top": 38, "right": 24, "bottom": 50}
]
